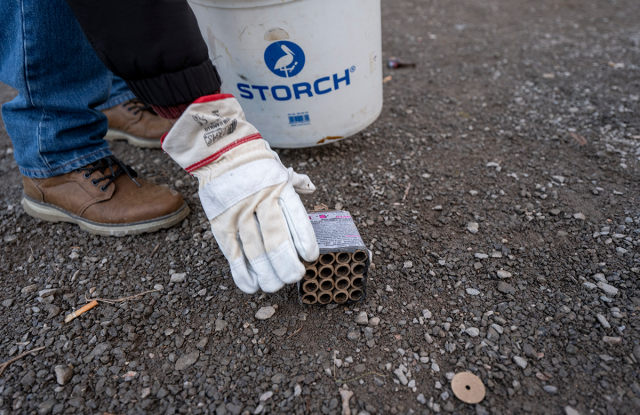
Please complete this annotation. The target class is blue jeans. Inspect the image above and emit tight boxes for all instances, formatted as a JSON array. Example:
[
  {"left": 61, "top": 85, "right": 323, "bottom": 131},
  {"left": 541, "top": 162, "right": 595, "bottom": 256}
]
[{"left": 0, "top": 0, "right": 135, "bottom": 179}]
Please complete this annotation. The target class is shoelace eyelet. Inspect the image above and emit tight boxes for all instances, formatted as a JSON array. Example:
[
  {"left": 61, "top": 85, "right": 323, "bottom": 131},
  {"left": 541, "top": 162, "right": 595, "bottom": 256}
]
[
  {"left": 100, "top": 185, "right": 108, "bottom": 192},
  {"left": 83, "top": 172, "right": 91, "bottom": 178},
  {"left": 91, "top": 179, "right": 99, "bottom": 186}
]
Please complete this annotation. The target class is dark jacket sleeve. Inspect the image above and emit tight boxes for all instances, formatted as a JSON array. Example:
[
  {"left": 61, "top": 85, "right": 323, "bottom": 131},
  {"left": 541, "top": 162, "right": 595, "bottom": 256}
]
[{"left": 64, "top": 0, "right": 221, "bottom": 109}]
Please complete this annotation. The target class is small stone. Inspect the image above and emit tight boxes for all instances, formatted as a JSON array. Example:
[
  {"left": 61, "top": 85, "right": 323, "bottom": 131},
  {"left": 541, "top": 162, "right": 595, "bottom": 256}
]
[
  {"left": 616, "top": 247, "right": 628, "bottom": 254},
  {"left": 37, "top": 399, "right": 57, "bottom": 415},
  {"left": 491, "top": 324, "right": 504, "bottom": 334},
  {"left": 596, "top": 314, "right": 611, "bottom": 329},
  {"left": 254, "top": 405, "right": 264, "bottom": 414},
  {"left": 259, "top": 391, "right": 273, "bottom": 401},
  {"left": 549, "top": 209, "right": 561, "bottom": 216},
  {"left": 408, "top": 379, "right": 416, "bottom": 388},
  {"left": 369, "top": 317, "right": 380, "bottom": 327},
  {"left": 153, "top": 284, "right": 164, "bottom": 291},
  {"left": 497, "top": 281, "right": 516, "bottom": 294},
  {"left": 255, "top": 306, "right": 276, "bottom": 320},
  {"left": 496, "top": 270, "right": 512, "bottom": 279},
  {"left": 465, "top": 328, "right": 480, "bottom": 337},
  {"left": 385, "top": 285, "right": 393, "bottom": 292},
  {"left": 355, "top": 311, "right": 369, "bottom": 325},
  {"left": 431, "top": 362, "right": 440, "bottom": 372},
  {"left": 552, "top": 175, "right": 566, "bottom": 183},
  {"left": 54, "top": 365, "right": 73, "bottom": 385},
  {"left": 355, "top": 364, "right": 366, "bottom": 373},
  {"left": 474, "top": 253, "right": 488, "bottom": 259},
  {"left": 294, "top": 384, "right": 302, "bottom": 396},
  {"left": 215, "top": 319, "right": 228, "bottom": 331},
  {"left": 140, "top": 388, "right": 151, "bottom": 399},
  {"left": 175, "top": 351, "right": 200, "bottom": 371},
  {"left": 271, "top": 373, "right": 285, "bottom": 384},
  {"left": 564, "top": 407, "right": 580, "bottom": 415},
  {"left": 2, "top": 298, "right": 14, "bottom": 307},
  {"left": 403, "top": 261, "right": 413, "bottom": 268},
  {"left": 466, "top": 288, "right": 480, "bottom": 296},
  {"left": 422, "top": 309, "right": 432, "bottom": 319},
  {"left": 582, "top": 282, "right": 597, "bottom": 290},
  {"left": 424, "top": 332, "right": 434, "bottom": 343},
  {"left": 597, "top": 282, "right": 618, "bottom": 297},
  {"left": 417, "top": 394, "right": 427, "bottom": 405},
  {"left": 602, "top": 336, "right": 622, "bottom": 345},
  {"left": 573, "top": 213, "right": 586, "bottom": 220},
  {"left": 394, "top": 368, "right": 408, "bottom": 385},
  {"left": 195, "top": 337, "right": 208, "bottom": 349},
  {"left": 467, "top": 222, "right": 479, "bottom": 234},
  {"left": 46, "top": 305, "right": 61, "bottom": 319},
  {"left": 593, "top": 273, "right": 606, "bottom": 282},
  {"left": 543, "top": 385, "right": 558, "bottom": 394},
  {"left": 272, "top": 328, "right": 287, "bottom": 336},
  {"left": 513, "top": 356, "right": 527, "bottom": 369},
  {"left": 523, "top": 343, "right": 537, "bottom": 359},
  {"left": 21, "top": 284, "right": 38, "bottom": 294},
  {"left": 347, "top": 331, "right": 361, "bottom": 341},
  {"left": 38, "top": 289, "right": 57, "bottom": 298},
  {"left": 170, "top": 273, "right": 186, "bottom": 283}
]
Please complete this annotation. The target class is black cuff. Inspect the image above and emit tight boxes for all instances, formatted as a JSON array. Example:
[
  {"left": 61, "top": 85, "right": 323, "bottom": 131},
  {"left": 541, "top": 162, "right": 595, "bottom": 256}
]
[{"left": 126, "top": 60, "right": 222, "bottom": 107}]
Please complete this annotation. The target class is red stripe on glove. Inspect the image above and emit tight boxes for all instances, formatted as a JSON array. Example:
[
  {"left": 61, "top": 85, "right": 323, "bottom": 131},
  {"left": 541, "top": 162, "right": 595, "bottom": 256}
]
[{"left": 185, "top": 133, "right": 263, "bottom": 173}]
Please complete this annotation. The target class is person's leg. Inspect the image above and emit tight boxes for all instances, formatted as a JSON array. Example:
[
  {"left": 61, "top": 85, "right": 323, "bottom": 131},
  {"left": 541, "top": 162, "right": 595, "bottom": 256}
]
[
  {"left": 96, "top": 76, "right": 172, "bottom": 149},
  {"left": 0, "top": 0, "right": 189, "bottom": 235},
  {"left": 0, "top": 0, "right": 113, "bottom": 178},
  {"left": 94, "top": 76, "right": 135, "bottom": 111}
]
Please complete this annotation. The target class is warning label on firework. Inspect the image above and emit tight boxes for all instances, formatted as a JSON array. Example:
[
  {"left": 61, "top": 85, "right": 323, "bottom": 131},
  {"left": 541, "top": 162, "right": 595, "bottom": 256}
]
[{"left": 308, "top": 210, "right": 366, "bottom": 250}]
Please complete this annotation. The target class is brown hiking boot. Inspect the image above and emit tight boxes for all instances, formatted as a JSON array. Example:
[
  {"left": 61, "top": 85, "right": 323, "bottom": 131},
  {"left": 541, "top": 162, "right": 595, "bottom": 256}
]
[
  {"left": 102, "top": 98, "right": 172, "bottom": 148},
  {"left": 21, "top": 156, "right": 189, "bottom": 236}
]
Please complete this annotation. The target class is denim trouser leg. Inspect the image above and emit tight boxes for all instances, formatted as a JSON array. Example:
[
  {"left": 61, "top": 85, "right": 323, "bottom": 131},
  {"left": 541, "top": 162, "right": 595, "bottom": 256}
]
[
  {"left": 94, "top": 76, "right": 136, "bottom": 111},
  {"left": 0, "top": 0, "right": 113, "bottom": 179}
]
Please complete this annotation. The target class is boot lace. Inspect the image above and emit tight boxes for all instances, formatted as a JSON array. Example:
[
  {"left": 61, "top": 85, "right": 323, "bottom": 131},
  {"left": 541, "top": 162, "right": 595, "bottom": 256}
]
[
  {"left": 122, "top": 98, "right": 156, "bottom": 116},
  {"left": 75, "top": 156, "right": 140, "bottom": 191}
]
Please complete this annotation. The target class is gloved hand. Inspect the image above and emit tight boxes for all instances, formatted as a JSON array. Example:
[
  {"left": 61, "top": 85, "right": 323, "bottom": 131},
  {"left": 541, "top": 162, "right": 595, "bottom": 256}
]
[{"left": 162, "top": 94, "right": 319, "bottom": 293}]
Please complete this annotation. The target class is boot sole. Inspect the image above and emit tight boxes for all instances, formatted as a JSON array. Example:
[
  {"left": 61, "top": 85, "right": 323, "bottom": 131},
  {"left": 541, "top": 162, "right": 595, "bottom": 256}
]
[
  {"left": 22, "top": 196, "right": 190, "bottom": 237},
  {"left": 105, "top": 129, "right": 162, "bottom": 149}
]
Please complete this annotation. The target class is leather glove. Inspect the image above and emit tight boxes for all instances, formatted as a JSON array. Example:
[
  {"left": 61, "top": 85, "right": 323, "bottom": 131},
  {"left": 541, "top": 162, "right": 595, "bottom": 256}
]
[{"left": 162, "top": 94, "right": 319, "bottom": 293}]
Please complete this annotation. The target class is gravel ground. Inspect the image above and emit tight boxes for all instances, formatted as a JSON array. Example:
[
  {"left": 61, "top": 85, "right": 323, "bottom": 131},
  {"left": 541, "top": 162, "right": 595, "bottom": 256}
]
[{"left": 1, "top": 0, "right": 640, "bottom": 414}]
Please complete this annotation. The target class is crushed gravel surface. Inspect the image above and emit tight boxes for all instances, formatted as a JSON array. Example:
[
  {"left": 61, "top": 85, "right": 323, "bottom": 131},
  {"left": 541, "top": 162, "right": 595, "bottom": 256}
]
[{"left": 1, "top": 0, "right": 640, "bottom": 414}]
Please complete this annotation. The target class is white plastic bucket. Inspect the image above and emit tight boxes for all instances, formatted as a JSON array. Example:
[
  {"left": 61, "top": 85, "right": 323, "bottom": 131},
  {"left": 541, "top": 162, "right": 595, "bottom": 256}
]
[{"left": 187, "top": 0, "right": 383, "bottom": 148}]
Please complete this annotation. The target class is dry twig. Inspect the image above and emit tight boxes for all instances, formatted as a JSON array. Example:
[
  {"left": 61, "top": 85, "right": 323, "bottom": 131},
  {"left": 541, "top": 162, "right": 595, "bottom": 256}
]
[
  {"left": 65, "top": 300, "right": 98, "bottom": 323},
  {"left": 148, "top": 243, "right": 161, "bottom": 259},
  {"left": 286, "top": 325, "right": 304, "bottom": 339},
  {"left": 401, "top": 183, "right": 411, "bottom": 201},
  {"left": 90, "top": 289, "right": 161, "bottom": 305},
  {"left": 0, "top": 346, "right": 45, "bottom": 376},
  {"left": 569, "top": 132, "right": 587, "bottom": 146}
]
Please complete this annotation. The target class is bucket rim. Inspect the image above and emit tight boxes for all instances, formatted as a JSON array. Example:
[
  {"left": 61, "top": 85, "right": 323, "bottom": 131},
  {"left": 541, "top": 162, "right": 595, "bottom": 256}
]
[{"left": 188, "top": 0, "right": 297, "bottom": 9}]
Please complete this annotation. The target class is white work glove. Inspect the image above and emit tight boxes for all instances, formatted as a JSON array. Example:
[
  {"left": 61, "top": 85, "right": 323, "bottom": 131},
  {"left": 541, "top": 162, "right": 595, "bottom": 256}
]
[{"left": 162, "top": 94, "right": 319, "bottom": 293}]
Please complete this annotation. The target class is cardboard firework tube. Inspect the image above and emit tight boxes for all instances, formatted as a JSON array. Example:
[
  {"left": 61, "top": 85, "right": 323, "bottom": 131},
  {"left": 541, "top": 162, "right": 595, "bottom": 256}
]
[
  {"left": 350, "top": 262, "right": 366, "bottom": 276},
  {"left": 352, "top": 250, "right": 368, "bottom": 263},
  {"left": 334, "top": 263, "right": 350, "bottom": 278},
  {"left": 317, "top": 290, "right": 333, "bottom": 304},
  {"left": 319, "top": 252, "right": 336, "bottom": 265},
  {"left": 302, "top": 279, "right": 319, "bottom": 293},
  {"left": 318, "top": 264, "right": 334, "bottom": 279},
  {"left": 350, "top": 275, "right": 364, "bottom": 288},
  {"left": 348, "top": 287, "right": 364, "bottom": 301},
  {"left": 303, "top": 259, "right": 319, "bottom": 267},
  {"left": 333, "top": 290, "right": 349, "bottom": 304},
  {"left": 335, "top": 252, "right": 351, "bottom": 264},
  {"left": 302, "top": 292, "right": 318, "bottom": 305},
  {"left": 319, "top": 277, "right": 335, "bottom": 291},
  {"left": 335, "top": 275, "right": 351, "bottom": 290},
  {"left": 304, "top": 266, "right": 318, "bottom": 280}
]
